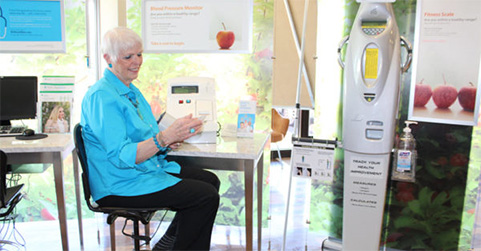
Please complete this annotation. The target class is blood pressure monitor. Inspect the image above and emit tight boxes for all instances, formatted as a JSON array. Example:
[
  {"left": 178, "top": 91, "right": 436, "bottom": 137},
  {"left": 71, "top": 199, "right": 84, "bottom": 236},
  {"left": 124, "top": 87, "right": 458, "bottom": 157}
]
[{"left": 158, "top": 77, "right": 217, "bottom": 144}]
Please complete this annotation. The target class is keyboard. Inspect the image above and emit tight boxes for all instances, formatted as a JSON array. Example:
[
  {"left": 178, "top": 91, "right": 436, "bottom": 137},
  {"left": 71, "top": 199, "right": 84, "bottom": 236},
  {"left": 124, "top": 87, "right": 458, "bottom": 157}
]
[{"left": 0, "top": 125, "right": 27, "bottom": 137}]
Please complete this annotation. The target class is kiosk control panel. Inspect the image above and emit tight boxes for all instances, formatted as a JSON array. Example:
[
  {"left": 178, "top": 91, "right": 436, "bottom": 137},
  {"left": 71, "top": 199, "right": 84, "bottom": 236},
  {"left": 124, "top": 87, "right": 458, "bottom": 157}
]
[{"left": 159, "top": 77, "right": 217, "bottom": 144}]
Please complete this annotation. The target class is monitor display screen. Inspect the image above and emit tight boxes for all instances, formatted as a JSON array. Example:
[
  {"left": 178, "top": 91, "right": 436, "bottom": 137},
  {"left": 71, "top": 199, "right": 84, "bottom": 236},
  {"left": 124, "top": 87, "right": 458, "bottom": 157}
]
[
  {"left": 0, "top": 76, "right": 38, "bottom": 124},
  {"left": 172, "top": 85, "right": 199, "bottom": 94}
]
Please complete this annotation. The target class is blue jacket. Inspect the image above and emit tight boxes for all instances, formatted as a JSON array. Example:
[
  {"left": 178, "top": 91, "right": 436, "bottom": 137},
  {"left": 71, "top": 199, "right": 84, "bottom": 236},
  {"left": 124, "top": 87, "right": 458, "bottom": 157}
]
[{"left": 81, "top": 69, "right": 180, "bottom": 201}]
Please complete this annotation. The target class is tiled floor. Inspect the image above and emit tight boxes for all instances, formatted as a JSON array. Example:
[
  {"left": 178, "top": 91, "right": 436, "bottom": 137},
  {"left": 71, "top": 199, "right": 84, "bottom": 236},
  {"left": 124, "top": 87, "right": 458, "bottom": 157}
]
[{"left": 1, "top": 158, "right": 327, "bottom": 251}]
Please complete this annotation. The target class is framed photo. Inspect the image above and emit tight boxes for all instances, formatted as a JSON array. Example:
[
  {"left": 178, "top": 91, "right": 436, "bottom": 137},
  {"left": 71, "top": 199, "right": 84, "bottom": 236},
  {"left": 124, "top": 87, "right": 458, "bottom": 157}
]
[
  {"left": 408, "top": 0, "right": 481, "bottom": 126},
  {"left": 41, "top": 101, "right": 71, "bottom": 134}
]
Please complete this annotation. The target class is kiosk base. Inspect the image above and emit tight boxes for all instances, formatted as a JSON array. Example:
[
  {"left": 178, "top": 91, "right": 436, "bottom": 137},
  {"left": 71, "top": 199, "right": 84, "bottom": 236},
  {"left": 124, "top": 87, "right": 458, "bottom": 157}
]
[{"left": 321, "top": 237, "right": 342, "bottom": 251}]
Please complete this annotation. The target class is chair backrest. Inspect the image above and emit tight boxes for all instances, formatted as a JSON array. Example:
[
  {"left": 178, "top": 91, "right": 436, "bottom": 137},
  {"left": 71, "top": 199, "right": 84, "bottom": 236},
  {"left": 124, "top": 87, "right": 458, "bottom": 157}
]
[
  {"left": 0, "top": 150, "right": 24, "bottom": 217},
  {"left": 271, "top": 108, "right": 289, "bottom": 142},
  {"left": 73, "top": 123, "right": 101, "bottom": 212},
  {"left": 0, "top": 150, "right": 7, "bottom": 207}
]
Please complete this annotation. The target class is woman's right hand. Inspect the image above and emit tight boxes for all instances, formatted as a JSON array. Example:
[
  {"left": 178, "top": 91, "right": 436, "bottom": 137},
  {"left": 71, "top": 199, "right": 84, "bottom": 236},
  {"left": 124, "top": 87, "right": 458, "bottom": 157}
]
[{"left": 161, "top": 114, "right": 203, "bottom": 146}]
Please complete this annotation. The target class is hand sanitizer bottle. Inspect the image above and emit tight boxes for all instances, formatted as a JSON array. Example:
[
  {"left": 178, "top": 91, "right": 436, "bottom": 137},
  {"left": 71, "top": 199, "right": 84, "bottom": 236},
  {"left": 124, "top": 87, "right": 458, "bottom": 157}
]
[{"left": 392, "top": 121, "right": 417, "bottom": 182}]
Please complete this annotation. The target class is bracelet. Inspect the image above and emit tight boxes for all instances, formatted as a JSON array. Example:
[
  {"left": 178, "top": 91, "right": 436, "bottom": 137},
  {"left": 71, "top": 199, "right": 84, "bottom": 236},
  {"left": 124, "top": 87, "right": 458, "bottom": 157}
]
[{"left": 153, "top": 133, "right": 164, "bottom": 151}]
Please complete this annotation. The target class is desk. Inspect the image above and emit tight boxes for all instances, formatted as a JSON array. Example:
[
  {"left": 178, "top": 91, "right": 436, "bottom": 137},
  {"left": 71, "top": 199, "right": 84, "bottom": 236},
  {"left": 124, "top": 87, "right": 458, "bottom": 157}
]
[
  {"left": 0, "top": 134, "right": 83, "bottom": 251},
  {"left": 167, "top": 133, "right": 269, "bottom": 251}
]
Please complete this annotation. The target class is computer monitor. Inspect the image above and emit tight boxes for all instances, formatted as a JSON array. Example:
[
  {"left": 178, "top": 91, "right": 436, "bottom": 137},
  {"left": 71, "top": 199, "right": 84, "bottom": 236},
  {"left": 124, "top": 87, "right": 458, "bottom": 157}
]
[{"left": 0, "top": 76, "right": 38, "bottom": 126}]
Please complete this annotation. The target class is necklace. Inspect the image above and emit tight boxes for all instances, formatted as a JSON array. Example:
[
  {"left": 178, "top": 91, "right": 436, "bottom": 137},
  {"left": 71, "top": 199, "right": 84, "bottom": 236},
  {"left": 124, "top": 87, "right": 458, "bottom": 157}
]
[{"left": 125, "top": 94, "right": 143, "bottom": 120}]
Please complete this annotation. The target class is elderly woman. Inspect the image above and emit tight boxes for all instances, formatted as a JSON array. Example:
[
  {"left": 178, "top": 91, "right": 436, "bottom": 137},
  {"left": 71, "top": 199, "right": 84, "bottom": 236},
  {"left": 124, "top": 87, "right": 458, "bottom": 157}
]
[{"left": 80, "top": 27, "right": 220, "bottom": 250}]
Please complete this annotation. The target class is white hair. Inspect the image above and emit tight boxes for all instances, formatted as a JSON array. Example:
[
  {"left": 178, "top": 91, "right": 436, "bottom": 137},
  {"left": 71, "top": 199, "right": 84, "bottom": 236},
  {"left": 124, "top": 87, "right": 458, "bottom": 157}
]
[{"left": 102, "top": 27, "right": 143, "bottom": 63}]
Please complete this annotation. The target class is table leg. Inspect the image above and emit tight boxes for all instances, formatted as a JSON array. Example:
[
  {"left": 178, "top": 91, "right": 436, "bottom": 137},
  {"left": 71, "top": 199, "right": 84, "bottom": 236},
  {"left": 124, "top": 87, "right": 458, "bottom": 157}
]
[
  {"left": 145, "top": 223, "right": 151, "bottom": 244},
  {"left": 244, "top": 160, "right": 253, "bottom": 251},
  {"left": 110, "top": 220, "right": 116, "bottom": 251},
  {"left": 52, "top": 152, "right": 69, "bottom": 251},
  {"left": 257, "top": 153, "right": 264, "bottom": 251},
  {"left": 72, "top": 150, "right": 84, "bottom": 249}
]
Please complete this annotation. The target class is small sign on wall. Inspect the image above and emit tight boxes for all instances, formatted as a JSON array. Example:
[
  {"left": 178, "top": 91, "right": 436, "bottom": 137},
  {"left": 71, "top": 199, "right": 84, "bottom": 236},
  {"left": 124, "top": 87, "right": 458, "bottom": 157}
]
[
  {"left": 0, "top": 0, "right": 66, "bottom": 53},
  {"left": 142, "top": 0, "right": 253, "bottom": 53},
  {"left": 408, "top": 0, "right": 481, "bottom": 126}
]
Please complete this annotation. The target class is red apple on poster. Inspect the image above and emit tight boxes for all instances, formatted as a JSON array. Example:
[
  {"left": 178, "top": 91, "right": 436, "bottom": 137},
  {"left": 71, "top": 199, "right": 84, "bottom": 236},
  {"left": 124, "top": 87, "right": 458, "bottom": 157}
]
[
  {"left": 216, "top": 22, "right": 235, "bottom": 49},
  {"left": 458, "top": 82, "right": 477, "bottom": 111},
  {"left": 432, "top": 75, "right": 458, "bottom": 109},
  {"left": 414, "top": 79, "right": 432, "bottom": 107}
]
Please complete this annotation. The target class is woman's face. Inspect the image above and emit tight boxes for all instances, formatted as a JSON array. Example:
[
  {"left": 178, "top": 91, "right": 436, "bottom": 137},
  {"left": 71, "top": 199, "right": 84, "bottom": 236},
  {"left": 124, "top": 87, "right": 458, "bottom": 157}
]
[
  {"left": 110, "top": 43, "right": 143, "bottom": 86},
  {"left": 58, "top": 107, "right": 64, "bottom": 119}
]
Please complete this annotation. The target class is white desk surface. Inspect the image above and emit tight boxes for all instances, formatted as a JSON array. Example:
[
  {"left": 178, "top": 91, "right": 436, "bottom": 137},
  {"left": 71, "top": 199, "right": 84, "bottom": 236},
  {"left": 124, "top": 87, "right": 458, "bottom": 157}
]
[
  {"left": 0, "top": 134, "right": 268, "bottom": 158},
  {"left": 168, "top": 133, "right": 269, "bottom": 160},
  {"left": 0, "top": 133, "right": 80, "bottom": 251},
  {"left": 0, "top": 134, "right": 73, "bottom": 153}
]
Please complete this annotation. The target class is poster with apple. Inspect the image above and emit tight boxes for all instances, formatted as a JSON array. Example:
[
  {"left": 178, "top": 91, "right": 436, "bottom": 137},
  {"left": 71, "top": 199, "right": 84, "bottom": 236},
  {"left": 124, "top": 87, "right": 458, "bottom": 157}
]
[
  {"left": 142, "top": 0, "right": 252, "bottom": 53},
  {"left": 408, "top": 0, "right": 481, "bottom": 126}
]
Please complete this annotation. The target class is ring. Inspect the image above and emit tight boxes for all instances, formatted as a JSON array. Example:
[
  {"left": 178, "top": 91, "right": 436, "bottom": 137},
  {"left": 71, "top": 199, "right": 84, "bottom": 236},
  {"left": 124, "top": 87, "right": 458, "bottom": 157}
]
[{"left": 190, "top": 128, "right": 195, "bottom": 133}]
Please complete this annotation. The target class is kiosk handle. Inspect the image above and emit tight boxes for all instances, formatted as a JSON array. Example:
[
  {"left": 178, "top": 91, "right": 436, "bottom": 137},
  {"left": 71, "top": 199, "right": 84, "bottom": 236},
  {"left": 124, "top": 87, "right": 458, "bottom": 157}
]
[
  {"left": 400, "top": 36, "right": 413, "bottom": 73},
  {"left": 337, "top": 35, "right": 412, "bottom": 72},
  {"left": 337, "top": 35, "right": 350, "bottom": 69}
]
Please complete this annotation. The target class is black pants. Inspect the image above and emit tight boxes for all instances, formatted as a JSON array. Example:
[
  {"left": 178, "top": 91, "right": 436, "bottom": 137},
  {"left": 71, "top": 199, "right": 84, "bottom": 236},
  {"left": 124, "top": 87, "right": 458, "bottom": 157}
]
[{"left": 97, "top": 167, "right": 220, "bottom": 250}]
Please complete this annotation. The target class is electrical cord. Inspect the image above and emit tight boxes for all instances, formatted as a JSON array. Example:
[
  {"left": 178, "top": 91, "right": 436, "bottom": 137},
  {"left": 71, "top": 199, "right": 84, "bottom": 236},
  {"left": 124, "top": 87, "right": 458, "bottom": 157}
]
[
  {"left": 7, "top": 173, "right": 21, "bottom": 187},
  {"left": 216, "top": 121, "right": 222, "bottom": 137},
  {"left": 0, "top": 214, "right": 26, "bottom": 250},
  {"left": 1, "top": 173, "right": 26, "bottom": 250},
  {"left": 11, "top": 220, "right": 26, "bottom": 250}
]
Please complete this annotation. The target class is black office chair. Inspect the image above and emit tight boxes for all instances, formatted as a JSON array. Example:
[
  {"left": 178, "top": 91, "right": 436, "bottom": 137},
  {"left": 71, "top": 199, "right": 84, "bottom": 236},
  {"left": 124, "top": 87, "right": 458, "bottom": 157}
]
[
  {"left": 74, "top": 123, "right": 169, "bottom": 251},
  {"left": 0, "top": 150, "right": 24, "bottom": 218},
  {"left": 0, "top": 150, "right": 25, "bottom": 248}
]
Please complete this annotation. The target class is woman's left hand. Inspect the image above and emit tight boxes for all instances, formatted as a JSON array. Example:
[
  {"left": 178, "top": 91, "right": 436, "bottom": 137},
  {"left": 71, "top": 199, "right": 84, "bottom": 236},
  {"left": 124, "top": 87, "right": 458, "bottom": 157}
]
[{"left": 161, "top": 114, "right": 203, "bottom": 145}]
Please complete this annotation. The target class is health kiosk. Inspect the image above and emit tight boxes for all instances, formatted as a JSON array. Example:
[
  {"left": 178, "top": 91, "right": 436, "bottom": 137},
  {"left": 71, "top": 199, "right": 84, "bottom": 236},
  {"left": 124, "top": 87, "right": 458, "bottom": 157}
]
[{"left": 337, "top": 0, "right": 412, "bottom": 250}]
